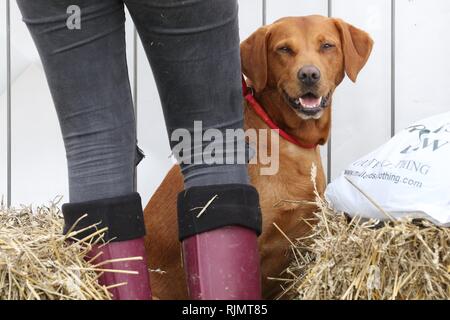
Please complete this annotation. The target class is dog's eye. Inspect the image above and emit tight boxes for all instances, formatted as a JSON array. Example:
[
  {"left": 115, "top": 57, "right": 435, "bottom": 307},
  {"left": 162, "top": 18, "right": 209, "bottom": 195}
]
[
  {"left": 321, "top": 43, "right": 335, "bottom": 50},
  {"left": 277, "top": 46, "right": 293, "bottom": 54}
]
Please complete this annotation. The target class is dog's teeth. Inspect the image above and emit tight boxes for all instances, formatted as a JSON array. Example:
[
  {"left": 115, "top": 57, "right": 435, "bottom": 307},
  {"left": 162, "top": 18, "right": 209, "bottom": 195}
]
[{"left": 298, "top": 96, "right": 324, "bottom": 109}]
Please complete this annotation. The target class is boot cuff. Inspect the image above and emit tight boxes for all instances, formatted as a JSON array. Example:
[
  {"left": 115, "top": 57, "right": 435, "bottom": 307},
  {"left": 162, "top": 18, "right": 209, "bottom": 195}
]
[
  {"left": 62, "top": 193, "right": 145, "bottom": 242},
  {"left": 177, "top": 184, "right": 262, "bottom": 241}
]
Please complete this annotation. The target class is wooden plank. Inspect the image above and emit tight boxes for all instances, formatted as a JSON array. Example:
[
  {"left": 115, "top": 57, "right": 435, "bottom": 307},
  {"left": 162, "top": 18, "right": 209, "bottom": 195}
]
[
  {"left": 239, "top": 0, "right": 263, "bottom": 40},
  {"left": 395, "top": 0, "right": 450, "bottom": 130},
  {"left": 8, "top": 3, "right": 67, "bottom": 205},
  {"left": 135, "top": 39, "right": 174, "bottom": 203},
  {"left": 331, "top": 0, "right": 391, "bottom": 179},
  {"left": 0, "top": 0, "right": 7, "bottom": 202},
  {"left": 266, "top": 0, "right": 328, "bottom": 23}
]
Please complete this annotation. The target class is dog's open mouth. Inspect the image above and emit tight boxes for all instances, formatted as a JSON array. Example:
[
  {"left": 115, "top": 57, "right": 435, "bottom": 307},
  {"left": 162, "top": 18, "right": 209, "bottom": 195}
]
[{"left": 284, "top": 91, "right": 331, "bottom": 117}]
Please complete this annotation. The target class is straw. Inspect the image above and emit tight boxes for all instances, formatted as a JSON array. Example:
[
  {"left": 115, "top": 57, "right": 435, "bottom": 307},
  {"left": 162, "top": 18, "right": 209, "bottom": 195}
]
[
  {"left": 0, "top": 198, "right": 141, "bottom": 300},
  {"left": 275, "top": 165, "right": 450, "bottom": 300}
]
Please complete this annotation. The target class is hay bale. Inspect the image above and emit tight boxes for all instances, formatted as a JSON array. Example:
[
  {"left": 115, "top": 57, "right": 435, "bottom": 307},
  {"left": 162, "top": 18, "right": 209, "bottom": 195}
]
[
  {"left": 0, "top": 197, "right": 123, "bottom": 300},
  {"left": 279, "top": 167, "right": 450, "bottom": 300}
]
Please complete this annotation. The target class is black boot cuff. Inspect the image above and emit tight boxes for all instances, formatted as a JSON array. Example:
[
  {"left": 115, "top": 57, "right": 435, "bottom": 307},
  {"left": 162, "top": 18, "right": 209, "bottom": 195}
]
[
  {"left": 62, "top": 193, "right": 146, "bottom": 242},
  {"left": 177, "top": 184, "right": 262, "bottom": 241}
]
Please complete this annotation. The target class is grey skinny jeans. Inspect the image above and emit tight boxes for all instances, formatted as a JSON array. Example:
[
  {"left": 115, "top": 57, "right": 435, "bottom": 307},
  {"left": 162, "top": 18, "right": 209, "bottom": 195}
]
[{"left": 17, "top": 0, "right": 249, "bottom": 203}]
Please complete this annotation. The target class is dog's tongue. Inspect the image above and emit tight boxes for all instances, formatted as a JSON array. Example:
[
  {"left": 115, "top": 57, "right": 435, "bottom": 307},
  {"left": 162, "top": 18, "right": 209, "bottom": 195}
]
[{"left": 300, "top": 95, "right": 322, "bottom": 108}]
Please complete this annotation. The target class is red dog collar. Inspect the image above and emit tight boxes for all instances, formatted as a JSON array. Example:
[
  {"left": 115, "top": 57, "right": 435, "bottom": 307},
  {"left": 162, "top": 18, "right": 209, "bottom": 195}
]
[{"left": 242, "top": 76, "right": 317, "bottom": 149}]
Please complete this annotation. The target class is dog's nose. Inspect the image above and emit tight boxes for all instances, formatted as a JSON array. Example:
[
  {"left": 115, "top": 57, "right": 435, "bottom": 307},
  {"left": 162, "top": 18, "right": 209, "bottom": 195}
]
[{"left": 298, "top": 65, "right": 321, "bottom": 86}]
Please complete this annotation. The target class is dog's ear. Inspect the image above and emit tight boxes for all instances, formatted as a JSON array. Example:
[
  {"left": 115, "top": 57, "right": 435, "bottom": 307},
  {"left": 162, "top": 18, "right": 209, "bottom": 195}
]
[
  {"left": 334, "top": 19, "right": 374, "bottom": 82},
  {"left": 240, "top": 26, "right": 269, "bottom": 93}
]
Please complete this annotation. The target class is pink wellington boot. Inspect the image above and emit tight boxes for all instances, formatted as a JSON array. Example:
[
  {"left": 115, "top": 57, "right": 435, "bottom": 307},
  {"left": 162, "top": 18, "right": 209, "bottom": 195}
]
[
  {"left": 183, "top": 226, "right": 261, "bottom": 300},
  {"left": 88, "top": 238, "right": 152, "bottom": 300},
  {"left": 177, "top": 184, "right": 262, "bottom": 300},
  {"left": 62, "top": 193, "right": 152, "bottom": 300}
]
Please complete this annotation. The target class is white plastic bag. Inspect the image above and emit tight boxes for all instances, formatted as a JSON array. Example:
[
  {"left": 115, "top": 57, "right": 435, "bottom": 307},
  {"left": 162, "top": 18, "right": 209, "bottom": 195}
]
[{"left": 326, "top": 112, "right": 450, "bottom": 226}]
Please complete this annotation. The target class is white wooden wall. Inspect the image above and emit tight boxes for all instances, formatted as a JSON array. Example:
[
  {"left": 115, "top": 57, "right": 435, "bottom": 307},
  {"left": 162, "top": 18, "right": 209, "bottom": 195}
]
[{"left": 1, "top": 0, "right": 449, "bottom": 206}]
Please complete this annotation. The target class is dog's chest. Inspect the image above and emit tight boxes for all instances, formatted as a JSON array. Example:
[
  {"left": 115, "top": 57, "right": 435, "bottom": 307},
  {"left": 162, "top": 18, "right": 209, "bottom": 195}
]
[
  {"left": 249, "top": 138, "right": 325, "bottom": 203},
  {"left": 249, "top": 137, "right": 325, "bottom": 234}
]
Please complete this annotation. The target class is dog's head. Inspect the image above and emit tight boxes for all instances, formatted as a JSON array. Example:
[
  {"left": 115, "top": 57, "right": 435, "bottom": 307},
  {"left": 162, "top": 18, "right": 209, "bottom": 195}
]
[{"left": 241, "top": 15, "right": 373, "bottom": 121}]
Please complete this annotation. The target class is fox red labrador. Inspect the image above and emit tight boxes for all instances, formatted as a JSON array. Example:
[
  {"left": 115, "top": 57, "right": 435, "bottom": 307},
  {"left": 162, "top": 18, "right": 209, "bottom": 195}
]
[{"left": 143, "top": 15, "right": 373, "bottom": 299}]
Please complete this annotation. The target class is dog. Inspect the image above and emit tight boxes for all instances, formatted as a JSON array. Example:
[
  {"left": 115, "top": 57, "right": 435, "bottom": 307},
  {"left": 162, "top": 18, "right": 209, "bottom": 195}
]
[{"left": 143, "top": 15, "right": 373, "bottom": 299}]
